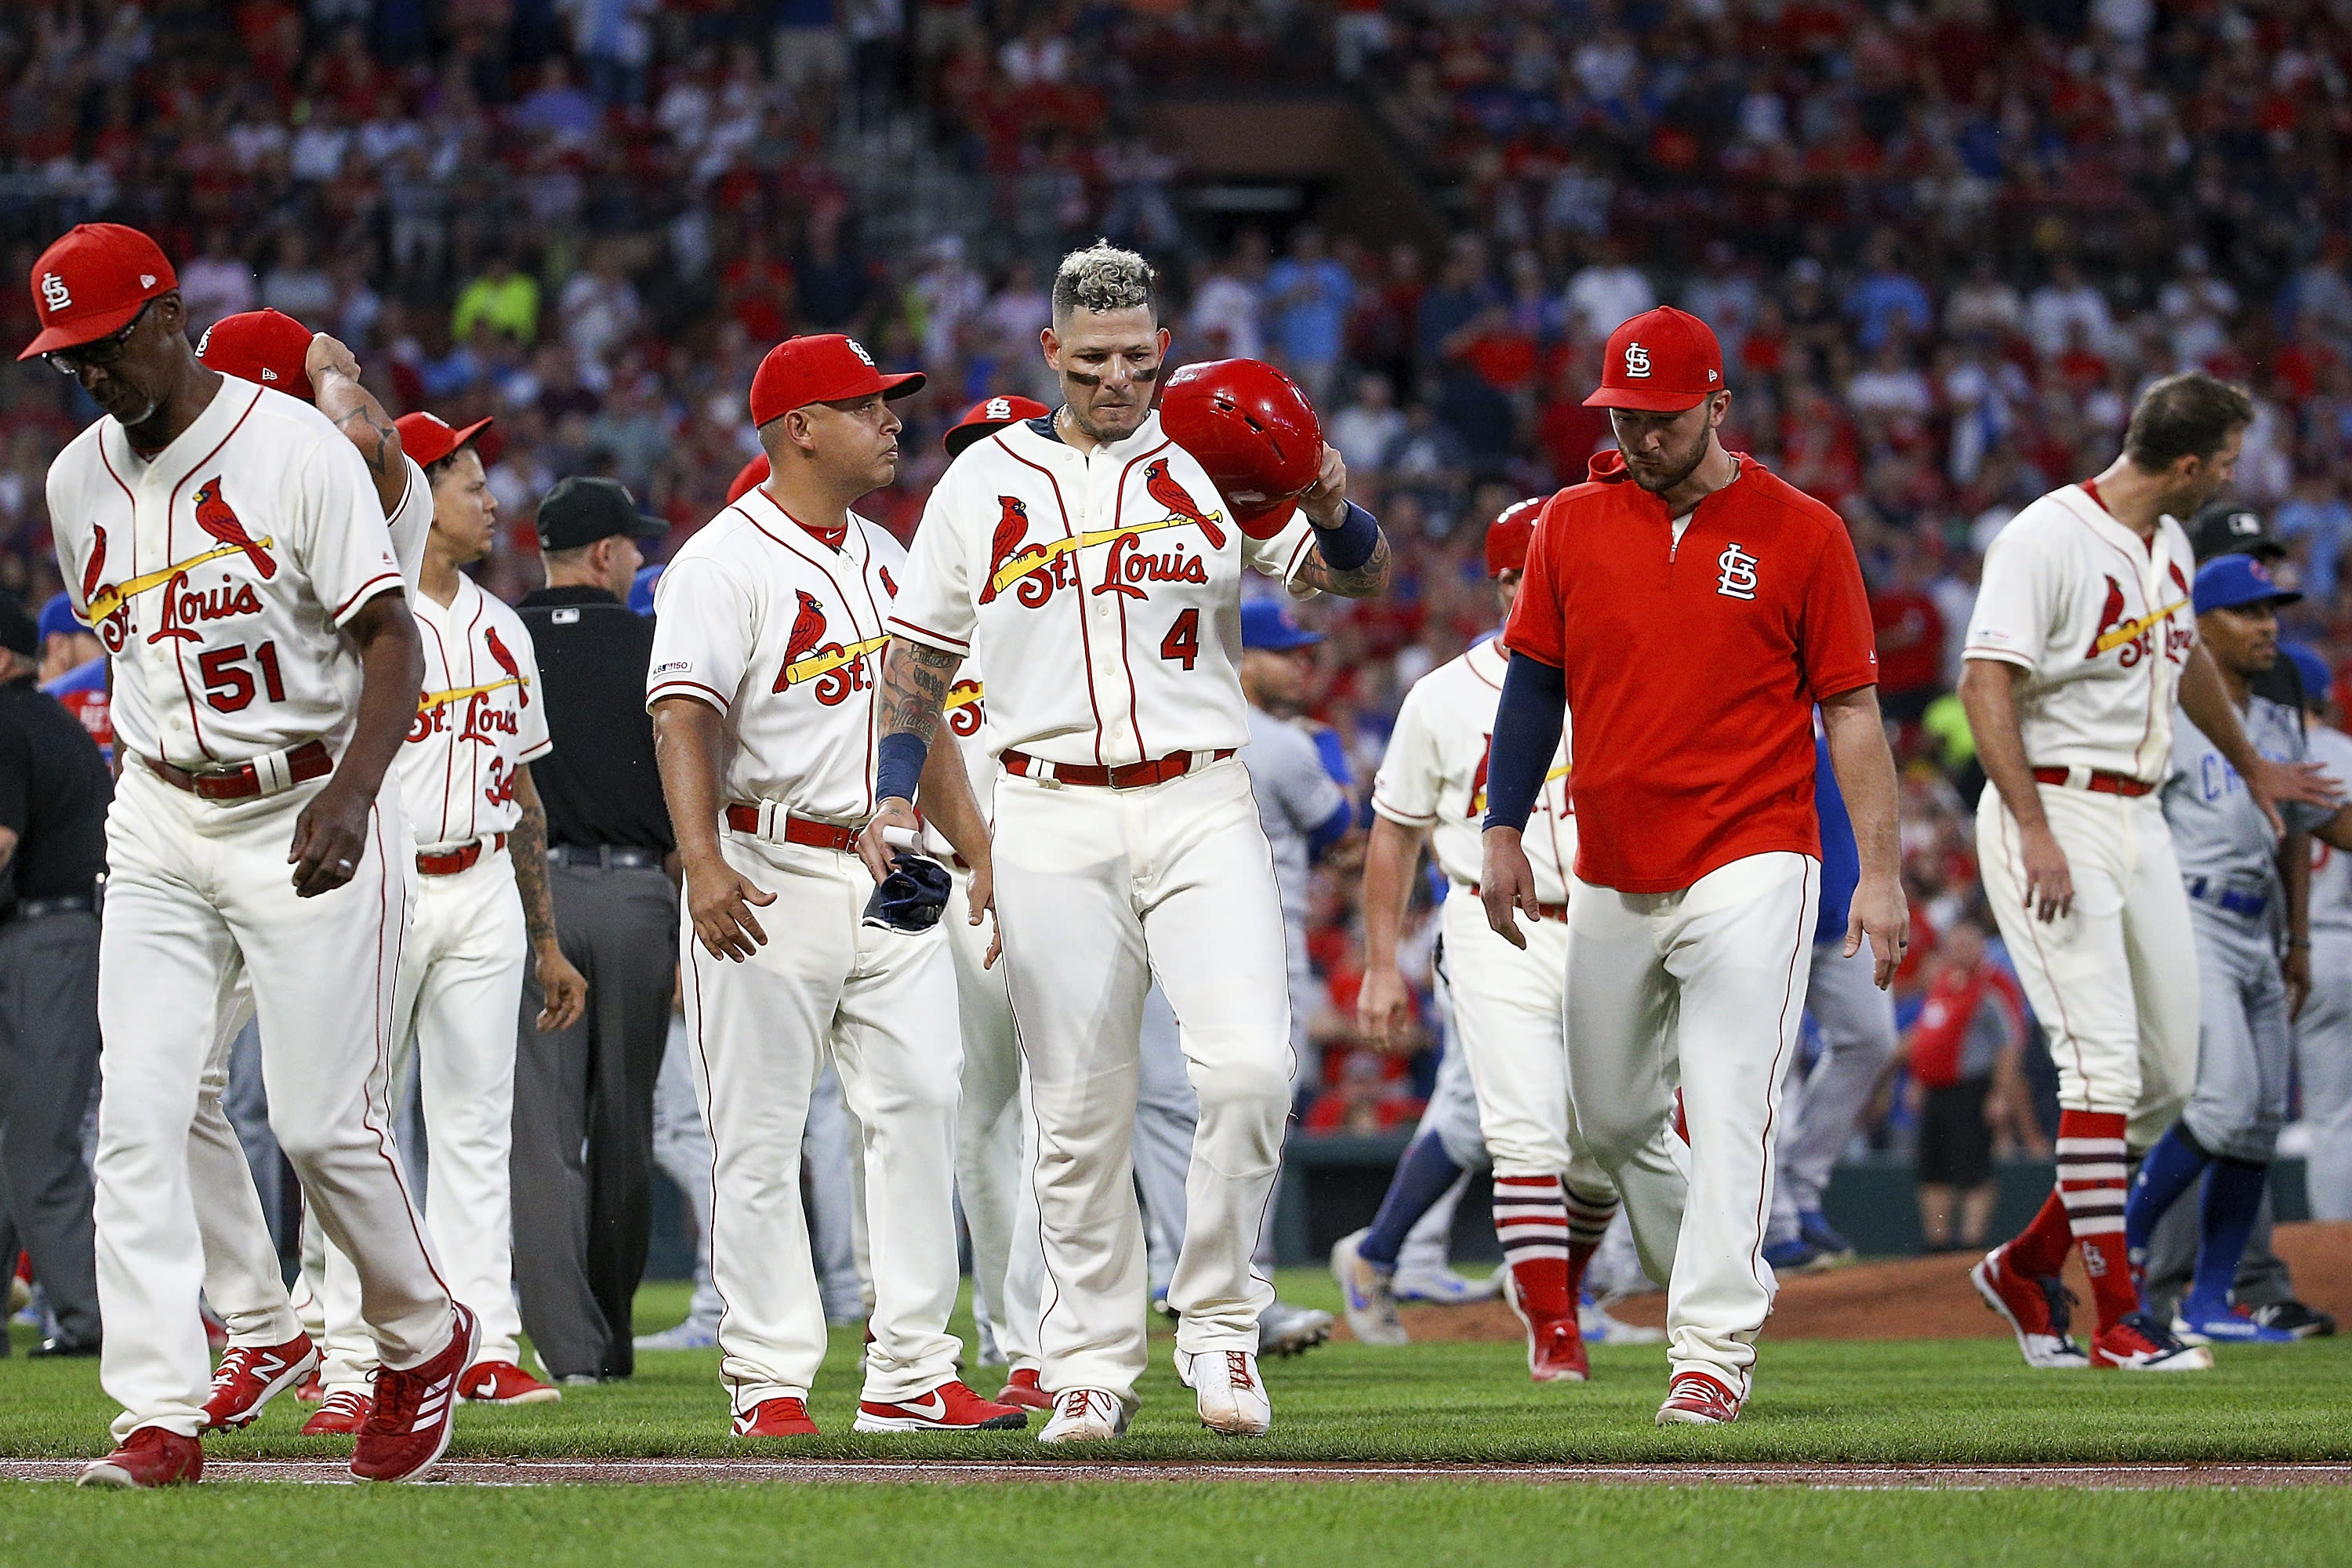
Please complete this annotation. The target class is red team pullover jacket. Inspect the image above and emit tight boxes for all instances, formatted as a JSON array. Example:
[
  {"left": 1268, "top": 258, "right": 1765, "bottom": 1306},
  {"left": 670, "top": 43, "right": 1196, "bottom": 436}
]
[{"left": 1504, "top": 450, "right": 1878, "bottom": 894}]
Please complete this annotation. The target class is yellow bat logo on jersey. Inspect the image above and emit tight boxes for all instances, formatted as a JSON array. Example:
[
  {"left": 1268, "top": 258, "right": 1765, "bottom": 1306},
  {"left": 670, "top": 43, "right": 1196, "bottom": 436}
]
[
  {"left": 418, "top": 675, "right": 523, "bottom": 712},
  {"left": 85, "top": 538, "right": 278, "bottom": 623},
  {"left": 1469, "top": 760, "right": 1572, "bottom": 818},
  {"left": 2089, "top": 597, "right": 2189, "bottom": 656},
  {"left": 986, "top": 512, "right": 1221, "bottom": 597},
  {"left": 781, "top": 633, "right": 892, "bottom": 688}
]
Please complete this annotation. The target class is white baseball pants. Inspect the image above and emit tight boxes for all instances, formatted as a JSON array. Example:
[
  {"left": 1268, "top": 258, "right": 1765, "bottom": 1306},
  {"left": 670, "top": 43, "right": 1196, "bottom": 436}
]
[
  {"left": 949, "top": 865, "right": 1044, "bottom": 1373},
  {"left": 94, "top": 766, "right": 451, "bottom": 1441},
  {"left": 650, "top": 1012, "right": 724, "bottom": 1330},
  {"left": 1769, "top": 938, "right": 1898, "bottom": 1242},
  {"left": 1978, "top": 786, "right": 2198, "bottom": 1147},
  {"left": 190, "top": 976, "right": 306, "bottom": 1349},
  {"left": 315, "top": 848, "right": 528, "bottom": 1392},
  {"left": 2296, "top": 930, "right": 2352, "bottom": 1220},
  {"left": 992, "top": 758, "right": 1290, "bottom": 1405},
  {"left": 681, "top": 830, "right": 964, "bottom": 1413},
  {"left": 1566, "top": 851, "right": 1817, "bottom": 1397}
]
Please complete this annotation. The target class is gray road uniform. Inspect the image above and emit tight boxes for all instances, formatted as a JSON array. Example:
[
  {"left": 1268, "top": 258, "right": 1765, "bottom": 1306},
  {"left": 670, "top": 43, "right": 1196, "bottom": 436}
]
[{"left": 2293, "top": 723, "right": 2352, "bottom": 1221}]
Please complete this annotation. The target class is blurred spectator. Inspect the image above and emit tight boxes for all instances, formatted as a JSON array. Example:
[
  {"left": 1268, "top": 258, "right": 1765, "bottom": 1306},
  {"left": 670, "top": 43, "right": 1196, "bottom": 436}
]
[
  {"left": 1329, "top": 373, "right": 1404, "bottom": 477},
  {"left": 1264, "top": 227, "right": 1353, "bottom": 406},
  {"left": 1303, "top": 1050, "right": 1425, "bottom": 1135},
  {"left": 453, "top": 246, "right": 543, "bottom": 345},
  {"left": 1904, "top": 920, "right": 2040, "bottom": 1254}
]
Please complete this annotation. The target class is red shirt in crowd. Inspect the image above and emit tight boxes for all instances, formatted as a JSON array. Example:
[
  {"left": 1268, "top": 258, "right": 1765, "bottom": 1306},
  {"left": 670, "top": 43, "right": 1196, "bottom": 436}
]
[
  {"left": 1870, "top": 584, "right": 1945, "bottom": 694},
  {"left": 1504, "top": 449, "right": 1879, "bottom": 893}
]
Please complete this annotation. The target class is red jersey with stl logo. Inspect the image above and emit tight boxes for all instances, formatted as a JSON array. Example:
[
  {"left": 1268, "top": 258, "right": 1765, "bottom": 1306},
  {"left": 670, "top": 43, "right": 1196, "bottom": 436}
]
[{"left": 1504, "top": 450, "right": 1878, "bottom": 893}]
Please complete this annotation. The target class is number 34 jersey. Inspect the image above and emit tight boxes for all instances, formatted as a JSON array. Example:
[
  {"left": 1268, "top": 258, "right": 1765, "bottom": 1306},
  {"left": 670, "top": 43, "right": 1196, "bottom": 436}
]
[
  {"left": 45, "top": 378, "right": 407, "bottom": 771},
  {"left": 401, "top": 574, "right": 553, "bottom": 851},
  {"left": 886, "top": 411, "right": 1320, "bottom": 769}
]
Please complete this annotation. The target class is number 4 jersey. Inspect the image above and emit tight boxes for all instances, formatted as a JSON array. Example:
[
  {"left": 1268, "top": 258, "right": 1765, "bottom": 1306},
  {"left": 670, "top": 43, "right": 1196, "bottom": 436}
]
[
  {"left": 45, "top": 378, "right": 408, "bottom": 770},
  {"left": 886, "top": 411, "right": 1321, "bottom": 768}
]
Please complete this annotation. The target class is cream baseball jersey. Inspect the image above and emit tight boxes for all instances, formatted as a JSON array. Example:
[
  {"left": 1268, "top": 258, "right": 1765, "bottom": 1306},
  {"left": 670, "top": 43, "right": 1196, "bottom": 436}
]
[
  {"left": 647, "top": 488, "right": 906, "bottom": 823},
  {"left": 45, "top": 379, "right": 406, "bottom": 769},
  {"left": 919, "top": 667, "right": 995, "bottom": 860},
  {"left": 401, "top": 574, "right": 553, "bottom": 850},
  {"left": 1373, "top": 637, "right": 1575, "bottom": 904},
  {"left": 386, "top": 456, "right": 432, "bottom": 590},
  {"left": 886, "top": 412, "right": 1321, "bottom": 768},
  {"left": 1963, "top": 484, "right": 2200, "bottom": 783}
]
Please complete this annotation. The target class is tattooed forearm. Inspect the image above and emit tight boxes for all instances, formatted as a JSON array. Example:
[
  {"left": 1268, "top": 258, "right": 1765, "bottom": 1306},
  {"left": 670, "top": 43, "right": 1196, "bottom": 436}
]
[
  {"left": 879, "top": 638, "right": 962, "bottom": 740},
  {"left": 1294, "top": 528, "right": 1392, "bottom": 600},
  {"left": 510, "top": 765, "right": 560, "bottom": 949},
  {"left": 336, "top": 405, "right": 401, "bottom": 478}
]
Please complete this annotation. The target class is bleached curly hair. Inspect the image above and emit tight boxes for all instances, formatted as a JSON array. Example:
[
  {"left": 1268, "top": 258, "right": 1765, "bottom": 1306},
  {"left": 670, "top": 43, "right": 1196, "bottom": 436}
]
[{"left": 1051, "top": 241, "right": 1157, "bottom": 323}]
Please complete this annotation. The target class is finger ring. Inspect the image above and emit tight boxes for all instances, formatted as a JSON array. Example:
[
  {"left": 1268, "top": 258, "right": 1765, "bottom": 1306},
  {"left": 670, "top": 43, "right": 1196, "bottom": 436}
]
[{"left": 336, "top": 858, "right": 354, "bottom": 871}]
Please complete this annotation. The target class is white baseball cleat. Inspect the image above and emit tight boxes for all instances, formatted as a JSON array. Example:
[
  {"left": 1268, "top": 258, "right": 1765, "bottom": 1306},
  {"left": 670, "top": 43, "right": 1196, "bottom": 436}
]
[
  {"left": 1580, "top": 1297, "right": 1665, "bottom": 1346},
  {"left": 1330, "top": 1230, "right": 1409, "bottom": 1347},
  {"left": 1257, "top": 1300, "right": 1334, "bottom": 1358},
  {"left": 1176, "top": 1348, "right": 1272, "bottom": 1437},
  {"left": 1392, "top": 1264, "right": 1505, "bottom": 1305},
  {"left": 1036, "top": 1388, "right": 1131, "bottom": 1443}
]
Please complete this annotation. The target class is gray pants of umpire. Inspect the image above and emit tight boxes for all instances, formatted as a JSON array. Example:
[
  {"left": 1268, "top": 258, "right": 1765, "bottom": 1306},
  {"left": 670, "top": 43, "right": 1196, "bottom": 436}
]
[
  {"left": 0, "top": 906, "right": 102, "bottom": 1351},
  {"left": 2143, "top": 904, "right": 2297, "bottom": 1318},
  {"left": 513, "top": 854, "right": 677, "bottom": 1380}
]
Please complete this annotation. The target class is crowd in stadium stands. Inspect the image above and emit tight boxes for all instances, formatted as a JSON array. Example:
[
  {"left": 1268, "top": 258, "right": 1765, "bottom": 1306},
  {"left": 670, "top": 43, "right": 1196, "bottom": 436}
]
[{"left": 2, "top": 0, "right": 2348, "bottom": 1154}]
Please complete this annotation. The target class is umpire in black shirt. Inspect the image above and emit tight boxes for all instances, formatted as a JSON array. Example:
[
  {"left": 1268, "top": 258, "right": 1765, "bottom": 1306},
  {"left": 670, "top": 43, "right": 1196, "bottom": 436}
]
[
  {"left": 0, "top": 593, "right": 107, "bottom": 1356},
  {"left": 513, "top": 477, "right": 677, "bottom": 1381}
]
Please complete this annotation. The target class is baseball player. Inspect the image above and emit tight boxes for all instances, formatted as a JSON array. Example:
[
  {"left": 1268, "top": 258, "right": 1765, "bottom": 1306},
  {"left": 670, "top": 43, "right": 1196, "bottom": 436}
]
[
  {"left": 31, "top": 223, "right": 473, "bottom": 1487},
  {"left": 2292, "top": 643, "right": 2352, "bottom": 1226},
  {"left": 870, "top": 245, "right": 1388, "bottom": 1441},
  {"left": 2123, "top": 558, "right": 2351, "bottom": 1344},
  {"left": 172, "top": 312, "right": 444, "bottom": 1437},
  {"left": 651, "top": 334, "right": 1020, "bottom": 1437},
  {"left": 300, "top": 409, "right": 590, "bottom": 1417},
  {"left": 1763, "top": 732, "right": 1900, "bottom": 1272},
  {"left": 1350, "top": 499, "right": 1664, "bottom": 1381},
  {"left": 38, "top": 593, "right": 111, "bottom": 760},
  {"left": 1481, "top": 307, "right": 1904, "bottom": 1425},
  {"left": 1960, "top": 374, "right": 2336, "bottom": 1372}
]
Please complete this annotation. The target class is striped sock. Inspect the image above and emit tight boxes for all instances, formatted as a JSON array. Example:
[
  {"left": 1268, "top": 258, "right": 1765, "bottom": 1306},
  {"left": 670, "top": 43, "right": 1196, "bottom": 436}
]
[
  {"left": 2005, "top": 1188, "right": 2077, "bottom": 1279},
  {"left": 1494, "top": 1174, "right": 1571, "bottom": 1321},
  {"left": 1563, "top": 1182, "right": 1618, "bottom": 1298},
  {"left": 2055, "top": 1110, "right": 2137, "bottom": 1331}
]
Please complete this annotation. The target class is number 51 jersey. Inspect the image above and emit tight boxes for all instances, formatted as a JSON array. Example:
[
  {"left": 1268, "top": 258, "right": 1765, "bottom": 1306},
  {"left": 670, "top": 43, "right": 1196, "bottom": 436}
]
[{"left": 45, "top": 379, "right": 406, "bottom": 770}]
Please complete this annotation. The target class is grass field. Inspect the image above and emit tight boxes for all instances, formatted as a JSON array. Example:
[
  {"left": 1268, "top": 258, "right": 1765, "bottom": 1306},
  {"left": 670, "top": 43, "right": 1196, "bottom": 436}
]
[{"left": 5, "top": 1271, "right": 2350, "bottom": 1566}]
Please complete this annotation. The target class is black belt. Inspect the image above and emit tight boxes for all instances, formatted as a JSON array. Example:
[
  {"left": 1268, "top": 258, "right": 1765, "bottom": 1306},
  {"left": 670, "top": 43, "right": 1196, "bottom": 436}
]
[
  {"left": 546, "top": 844, "right": 665, "bottom": 869},
  {"left": 5, "top": 893, "right": 95, "bottom": 921}
]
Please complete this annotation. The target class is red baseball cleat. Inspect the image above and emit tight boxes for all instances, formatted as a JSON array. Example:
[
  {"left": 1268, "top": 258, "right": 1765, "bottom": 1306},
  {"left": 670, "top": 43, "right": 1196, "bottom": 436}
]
[
  {"left": 994, "top": 1367, "right": 1054, "bottom": 1411},
  {"left": 855, "top": 1377, "right": 1029, "bottom": 1432},
  {"left": 1655, "top": 1370, "right": 1743, "bottom": 1425},
  {"left": 295, "top": 1370, "right": 325, "bottom": 1405},
  {"left": 301, "top": 1390, "right": 369, "bottom": 1436},
  {"left": 202, "top": 1333, "right": 318, "bottom": 1432},
  {"left": 77, "top": 1426, "right": 203, "bottom": 1488},
  {"left": 350, "top": 1301, "right": 478, "bottom": 1483},
  {"left": 459, "top": 1360, "right": 561, "bottom": 1406},
  {"left": 2090, "top": 1312, "right": 2215, "bottom": 1372},
  {"left": 732, "top": 1397, "right": 819, "bottom": 1437},
  {"left": 1527, "top": 1317, "right": 1591, "bottom": 1384},
  {"left": 1971, "top": 1244, "right": 2092, "bottom": 1369}
]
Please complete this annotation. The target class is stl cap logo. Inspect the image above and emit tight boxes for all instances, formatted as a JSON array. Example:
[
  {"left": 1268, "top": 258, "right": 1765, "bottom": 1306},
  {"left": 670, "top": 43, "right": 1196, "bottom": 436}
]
[
  {"left": 1715, "top": 540, "right": 1759, "bottom": 601},
  {"left": 1623, "top": 342, "right": 1652, "bottom": 378},
  {"left": 985, "top": 396, "right": 1011, "bottom": 419},
  {"left": 846, "top": 338, "right": 876, "bottom": 368},
  {"left": 39, "top": 272, "right": 69, "bottom": 313},
  {"left": 195, "top": 325, "right": 212, "bottom": 354}
]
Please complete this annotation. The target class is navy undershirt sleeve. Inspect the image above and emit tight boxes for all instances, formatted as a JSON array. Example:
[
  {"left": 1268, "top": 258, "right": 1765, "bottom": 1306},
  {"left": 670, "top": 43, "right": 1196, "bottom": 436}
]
[{"left": 1479, "top": 652, "right": 1566, "bottom": 835}]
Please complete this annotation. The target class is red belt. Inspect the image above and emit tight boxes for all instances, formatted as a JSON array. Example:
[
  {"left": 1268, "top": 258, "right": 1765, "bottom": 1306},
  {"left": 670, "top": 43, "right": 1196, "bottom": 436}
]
[
  {"left": 1000, "top": 747, "right": 1235, "bottom": 789},
  {"left": 417, "top": 833, "right": 507, "bottom": 877},
  {"left": 1466, "top": 885, "right": 1567, "bottom": 921},
  {"left": 144, "top": 739, "right": 333, "bottom": 801},
  {"left": 2031, "top": 766, "right": 2155, "bottom": 798},
  {"left": 724, "top": 802, "right": 860, "bottom": 852}
]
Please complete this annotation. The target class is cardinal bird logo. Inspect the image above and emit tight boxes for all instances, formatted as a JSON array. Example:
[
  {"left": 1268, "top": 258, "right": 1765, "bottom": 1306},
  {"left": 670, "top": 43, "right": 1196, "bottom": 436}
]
[
  {"left": 2168, "top": 559, "right": 2190, "bottom": 596},
  {"left": 192, "top": 478, "right": 276, "bottom": 579},
  {"left": 485, "top": 626, "right": 529, "bottom": 707},
  {"left": 82, "top": 523, "right": 107, "bottom": 608},
  {"left": 785, "top": 590, "right": 827, "bottom": 666},
  {"left": 1144, "top": 459, "right": 1226, "bottom": 548},
  {"left": 2086, "top": 575, "right": 2128, "bottom": 657},
  {"left": 878, "top": 565, "right": 898, "bottom": 600},
  {"left": 978, "top": 496, "right": 1030, "bottom": 605}
]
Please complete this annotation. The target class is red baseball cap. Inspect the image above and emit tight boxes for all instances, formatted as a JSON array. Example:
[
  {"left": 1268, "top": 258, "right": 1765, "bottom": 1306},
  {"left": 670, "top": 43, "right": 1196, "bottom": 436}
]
[
  {"left": 726, "top": 452, "right": 770, "bottom": 504},
  {"left": 747, "top": 335, "right": 924, "bottom": 428},
  {"left": 19, "top": 223, "right": 179, "bottom": 360},
  {"left": 944, "top": 394, "right": 1050, "bottom": 458},
  {"left": 395, "top": 410, "right": 493, "bottom": 470},
  {"left": 1582, "top": 307, "right": 1723, "bottom": 412},
  {"left": 196, "top": 308, "right": 316, "bottom": 401},
  {"left": 1484, "top": 495, "right": 1547, "bottom": 577}
]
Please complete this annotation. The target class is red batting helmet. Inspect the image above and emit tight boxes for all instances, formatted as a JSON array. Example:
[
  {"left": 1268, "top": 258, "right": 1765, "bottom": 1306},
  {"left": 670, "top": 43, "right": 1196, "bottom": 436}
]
[
  {"left": 1484, "top": 496, "right": 1546, "bottom": 578},
  {"left": 1158, "top": 358, "right": 1323, "bottom": 539}
]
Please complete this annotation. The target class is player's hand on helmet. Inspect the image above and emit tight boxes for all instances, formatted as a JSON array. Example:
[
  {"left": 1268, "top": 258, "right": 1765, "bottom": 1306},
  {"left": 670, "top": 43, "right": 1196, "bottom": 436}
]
[
  {"left": 2016, "top": 821, "right": 2074, "bottom": 923},
  {"left": 305, "top": 331, "right": 361, "bottom": 387},
  {"left": 287, "top": 779, "right": 372, "bottom": 898},
  {"left": 533, "top": 941, "right": 588, "bottom": 1031},
  {"left": 2243, "top": 755, "right": 2343, "bottom": 837},
  {"left": 1846, "top": 870, "right": 1911, "bottom": 990},
  {"left": 1298, "top": 443, "right": 1350, "bottom": 528},
  {"left": 856, "top": 797, "right": 922, "bottom": 884},
  {"left": 1357, "top": 964, "right": 1415, "bottom": 1052},
  {"left": 684, "top": 851, "right": 775, "bottom": 962},
  {"left": 1478, "top": 826, "right": 1539, "bottom": 950}
]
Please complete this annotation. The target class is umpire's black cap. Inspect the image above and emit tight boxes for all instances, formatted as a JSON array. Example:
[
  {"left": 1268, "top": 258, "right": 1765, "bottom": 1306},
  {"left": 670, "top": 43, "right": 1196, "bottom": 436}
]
[
  {"left": 2186, "top": 499, "right": 2286, "bottom": 564},
  {"left": 536, "top": 476, "right": 669, "bottom": 554}
]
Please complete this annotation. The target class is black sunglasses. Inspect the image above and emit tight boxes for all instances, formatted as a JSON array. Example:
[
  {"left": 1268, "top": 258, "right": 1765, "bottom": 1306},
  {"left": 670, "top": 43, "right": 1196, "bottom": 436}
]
[{"left": 45, "top": 299, "right": 153, "bottom": 375}]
